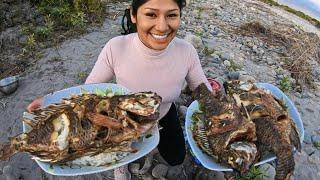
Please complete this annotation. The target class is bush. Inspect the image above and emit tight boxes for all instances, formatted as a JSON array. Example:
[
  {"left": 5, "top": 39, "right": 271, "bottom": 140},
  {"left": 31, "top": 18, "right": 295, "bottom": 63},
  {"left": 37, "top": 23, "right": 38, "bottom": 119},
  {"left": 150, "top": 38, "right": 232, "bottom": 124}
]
[{"left": 30, "top": 0, "right": 106, "bottom": 30}]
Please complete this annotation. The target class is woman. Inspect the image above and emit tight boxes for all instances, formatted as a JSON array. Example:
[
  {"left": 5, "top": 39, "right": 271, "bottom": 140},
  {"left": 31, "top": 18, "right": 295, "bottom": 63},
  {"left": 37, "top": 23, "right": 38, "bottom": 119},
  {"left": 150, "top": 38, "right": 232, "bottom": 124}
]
[{"left": 28, "top": 0, "right": 211, "bottom": 179}]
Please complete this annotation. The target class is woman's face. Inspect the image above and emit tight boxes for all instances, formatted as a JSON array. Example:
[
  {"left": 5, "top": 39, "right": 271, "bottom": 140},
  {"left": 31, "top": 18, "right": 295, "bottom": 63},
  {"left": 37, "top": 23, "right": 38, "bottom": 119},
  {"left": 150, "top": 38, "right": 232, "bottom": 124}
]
[{"left": 131, "top": 0, "right": 181, "bottom": 51}]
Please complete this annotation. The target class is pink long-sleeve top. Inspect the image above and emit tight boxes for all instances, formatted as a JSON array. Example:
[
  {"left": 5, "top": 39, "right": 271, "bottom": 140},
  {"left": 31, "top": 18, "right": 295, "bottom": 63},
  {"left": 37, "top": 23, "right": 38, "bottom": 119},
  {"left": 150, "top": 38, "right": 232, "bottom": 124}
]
[{"left": 85, "top": 33, "right": 210, "bottom": 119}]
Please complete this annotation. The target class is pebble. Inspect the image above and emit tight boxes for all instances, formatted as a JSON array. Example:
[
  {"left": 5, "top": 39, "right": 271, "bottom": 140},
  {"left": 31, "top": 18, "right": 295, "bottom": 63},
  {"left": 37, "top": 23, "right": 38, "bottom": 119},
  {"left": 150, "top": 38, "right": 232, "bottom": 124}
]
[
  {"left": 239, "top": 74, "right": 256, "bottom": 83},
  {"left": 223, "top": 60, "right": 231, "bottom": 67},
  {"left": 2, "top": 166, "right": 16, "bottom": 180},
  {"left": 221, "top": 52, "right": 231, "bottom": 61},
  {"left": 311, "top": 135, "right": 320, "bottom": 147},
  {"left": 259, "top": 163, "right": 275, "bottom": 180},
  {"left": 303, "top": 132, "right": 313, "bottom": 144},
  {"left": 226, "top": 71, "right": 240, "bottom": 80},
  {"left": 308, "top": 155, "right": 320, "bottom": 164},
  {"left": 184, "top": 33, "right": 203, "bottom": 49}
]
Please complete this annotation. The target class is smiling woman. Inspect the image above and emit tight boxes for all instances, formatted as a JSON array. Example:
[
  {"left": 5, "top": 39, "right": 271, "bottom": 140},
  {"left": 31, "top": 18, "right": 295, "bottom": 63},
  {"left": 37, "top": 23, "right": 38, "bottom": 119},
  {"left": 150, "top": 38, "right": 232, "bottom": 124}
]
[
  {"left": 27, "top": 0, "right": 213, "bottom": 179},
  {"left": 85, "top": 0, "right": 213, "bottom": 179}
]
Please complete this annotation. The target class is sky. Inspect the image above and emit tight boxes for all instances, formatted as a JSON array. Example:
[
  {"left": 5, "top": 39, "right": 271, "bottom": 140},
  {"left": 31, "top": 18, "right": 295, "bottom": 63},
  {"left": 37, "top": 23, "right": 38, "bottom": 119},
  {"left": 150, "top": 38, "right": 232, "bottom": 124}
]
[{"left": 277, "top": 0, "right": 320, "bottom": 20}]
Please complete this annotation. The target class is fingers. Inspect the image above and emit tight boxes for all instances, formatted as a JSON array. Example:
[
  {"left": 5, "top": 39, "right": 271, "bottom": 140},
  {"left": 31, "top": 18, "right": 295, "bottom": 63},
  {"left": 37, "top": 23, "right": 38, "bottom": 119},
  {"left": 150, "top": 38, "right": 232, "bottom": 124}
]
[{"left": 27, "top": 97, "right": 43, "bottom": 112}]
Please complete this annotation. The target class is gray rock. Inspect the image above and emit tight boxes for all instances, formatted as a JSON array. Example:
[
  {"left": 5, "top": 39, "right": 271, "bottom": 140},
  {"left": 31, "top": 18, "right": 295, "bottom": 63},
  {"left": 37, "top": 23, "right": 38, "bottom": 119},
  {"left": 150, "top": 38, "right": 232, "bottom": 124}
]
[
  {"left": 238, "top": 71, "right": 249, "bottom": 75},
  {"left": 308, "top": 151, "right": 320, "bottom": 164},
  {"left": 211, "top": 54, "right": 220, "bottom": 62},
  {"left": 252, "top": 45, "right": 258, "bottom": 51},
  {"left": 202, "top": 38, "right": 218, "bottom": 50},
  {"left": 304, "top": 132, "right": 313, "bottom": 144},
  {"left": 2, "top": 165, "right": 16, "bottom": 180},
  {"left": 311, "top": 135, "right": 320, "bottom": 148},
  {"left": 221, "top": 52, "right": 231, "bottom": 61},
  {"left": 223, "top": 60, "right": 231, "bottom": 67},
  {"left": 239, "top": 74, "right": 256, "bottom": 83},
  {"left": 301, "top": 91, "right": 312, "bottom": 99},
  {"left": 227, "top": 71, "right": 240, "bottom": 80},
  {"left": 259, "top": 163, "right": 275, "bottom": 180},
  {"left": 184, "top": 33, "right": 203, "bottom": 50}
]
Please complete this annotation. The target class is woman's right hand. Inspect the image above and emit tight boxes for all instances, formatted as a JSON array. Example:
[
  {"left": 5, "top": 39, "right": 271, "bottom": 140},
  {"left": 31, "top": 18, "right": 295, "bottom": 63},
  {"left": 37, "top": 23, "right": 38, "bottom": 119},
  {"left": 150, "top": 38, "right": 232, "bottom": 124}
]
[{"left": 27, "top": 97, "right": 44, "bottom": 112}]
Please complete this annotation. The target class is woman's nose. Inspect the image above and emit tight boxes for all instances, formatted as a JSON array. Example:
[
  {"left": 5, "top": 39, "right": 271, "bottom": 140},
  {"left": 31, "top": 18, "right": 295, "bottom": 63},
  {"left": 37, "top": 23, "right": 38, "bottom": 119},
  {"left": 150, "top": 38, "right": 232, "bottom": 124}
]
[{"left": 155, "top": 16, "right": 169, "bottom": 32}]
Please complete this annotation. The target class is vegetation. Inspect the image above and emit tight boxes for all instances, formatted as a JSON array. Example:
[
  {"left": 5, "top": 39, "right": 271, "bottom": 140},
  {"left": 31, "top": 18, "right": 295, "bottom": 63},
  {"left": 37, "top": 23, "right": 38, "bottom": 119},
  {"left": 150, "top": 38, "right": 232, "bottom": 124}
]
[
  {"left": 279, "top": 76, "right": 292, "bottom": 92},
  {"left": 30, "top": 0, "right": 105, "bottom": 29},
  {"left": 240, "top": 166, "right": 269, "bottom": 180},
  {"left": 19, "top": 0, "right": 107, "bottom": 57},
  {"left": 259, "top": 0, "right": 320, "bottom": 29},
  {"left": 227, "top": 60, "right": 243, "bottom": 72},
  {"left": 314, "top": 141, "right": 320, "bottom": 150},
  {"left": 202, "top": 46, "right": 215, "bottom": 57}
]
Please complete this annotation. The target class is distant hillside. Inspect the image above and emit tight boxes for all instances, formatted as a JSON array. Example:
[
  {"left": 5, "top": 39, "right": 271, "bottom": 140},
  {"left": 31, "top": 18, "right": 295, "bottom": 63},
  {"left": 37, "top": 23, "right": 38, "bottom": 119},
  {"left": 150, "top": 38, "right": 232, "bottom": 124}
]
[{"left": 259, "top": 0, "right": 320, "bottom": 28}]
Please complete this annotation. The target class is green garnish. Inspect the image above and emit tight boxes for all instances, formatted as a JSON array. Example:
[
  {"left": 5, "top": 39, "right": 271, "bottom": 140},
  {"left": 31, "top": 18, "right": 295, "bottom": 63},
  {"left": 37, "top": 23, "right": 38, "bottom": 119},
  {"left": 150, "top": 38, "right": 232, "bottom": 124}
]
[
  {"left": 95, "top": 88, "right": 107, "bottom": 97},
  {"left": 80, "top": 88, "right": 90, "bottom": 94}
]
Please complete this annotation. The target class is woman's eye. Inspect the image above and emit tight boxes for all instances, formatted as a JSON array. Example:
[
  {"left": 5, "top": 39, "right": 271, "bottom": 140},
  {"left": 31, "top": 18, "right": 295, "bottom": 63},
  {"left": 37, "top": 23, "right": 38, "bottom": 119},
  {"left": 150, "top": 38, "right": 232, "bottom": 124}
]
[
  {"left": 168, "top": 14, "right": 178, "bottom": 18},
  {"left": 145, "top": 13, "right": 156, "bottom": 18}
]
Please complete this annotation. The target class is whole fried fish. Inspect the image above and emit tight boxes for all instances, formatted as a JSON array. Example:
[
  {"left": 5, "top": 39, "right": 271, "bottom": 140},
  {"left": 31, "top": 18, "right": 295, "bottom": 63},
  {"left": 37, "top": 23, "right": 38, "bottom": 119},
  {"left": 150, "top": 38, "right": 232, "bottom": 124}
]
[
  {"left": 192, "top": 83, "right": 257, "bottom": 174},
  {"left": 0, "top": 91, "right": 162, "bottom": 165},
  {"left": 224, "top": 81, "right": 301, "bottom": 180}
]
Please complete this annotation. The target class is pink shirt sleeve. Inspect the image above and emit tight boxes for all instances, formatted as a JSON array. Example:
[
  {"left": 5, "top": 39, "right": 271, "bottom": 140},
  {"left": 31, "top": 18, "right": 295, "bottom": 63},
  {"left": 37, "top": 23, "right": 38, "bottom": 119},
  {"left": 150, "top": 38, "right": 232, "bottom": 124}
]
[
  {"left": 85, "top": 42, "right": 115, "bottom": 84},
  {"left": 185, "top": 45, "right": 212, "bottom": 91}
]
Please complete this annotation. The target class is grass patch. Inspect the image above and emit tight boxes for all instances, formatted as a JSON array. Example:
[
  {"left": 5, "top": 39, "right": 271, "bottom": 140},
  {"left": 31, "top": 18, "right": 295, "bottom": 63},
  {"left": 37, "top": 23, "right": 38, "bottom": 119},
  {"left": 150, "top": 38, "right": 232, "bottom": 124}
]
[
  {"left": 240, "top": 166, "right": 269, "bottom": 180},
  {"left": 259, "top": 0, "right": 320, "bottom": 28},
  {"left": 202, "top": 46, "right": 215, "bottom": 57},
  {"left": 18, "top": 0, "right": 107, "bottom": 58},
  {"left": 279, "top": 76, "right": 292, "bottom": 92},
  {"left": 314, "top": 142, "right": 320, "bottom": 150},
  {"left": 227, "top": 60, "right": 242, "bottom": 72}
]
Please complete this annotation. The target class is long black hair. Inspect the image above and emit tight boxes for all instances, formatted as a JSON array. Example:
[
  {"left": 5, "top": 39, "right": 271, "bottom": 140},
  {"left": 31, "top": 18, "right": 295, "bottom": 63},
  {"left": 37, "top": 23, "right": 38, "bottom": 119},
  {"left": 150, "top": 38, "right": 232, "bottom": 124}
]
[{"left": 121, "top": 0, "right": 186, "bottom": 35}]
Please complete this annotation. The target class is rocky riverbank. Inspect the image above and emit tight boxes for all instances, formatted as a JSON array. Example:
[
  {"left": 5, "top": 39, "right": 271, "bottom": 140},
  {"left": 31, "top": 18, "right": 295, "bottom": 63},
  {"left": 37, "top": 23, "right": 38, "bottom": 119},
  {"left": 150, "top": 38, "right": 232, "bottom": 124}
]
[{"left": 0, "top": 0, "right": 319, "bottom": 179}]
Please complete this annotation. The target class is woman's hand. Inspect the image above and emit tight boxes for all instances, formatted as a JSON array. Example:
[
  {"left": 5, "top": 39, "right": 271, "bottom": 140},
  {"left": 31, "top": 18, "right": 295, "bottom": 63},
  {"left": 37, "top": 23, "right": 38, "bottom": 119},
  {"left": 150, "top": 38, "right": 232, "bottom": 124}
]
[{"left": 27, "top": 97, "right": 44, "bottom": 112}]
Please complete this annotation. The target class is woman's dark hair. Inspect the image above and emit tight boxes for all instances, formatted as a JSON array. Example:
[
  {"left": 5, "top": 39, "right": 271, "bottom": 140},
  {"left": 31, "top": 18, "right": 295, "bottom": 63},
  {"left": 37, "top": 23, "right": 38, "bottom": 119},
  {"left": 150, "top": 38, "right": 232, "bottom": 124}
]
[{"left": 121, "top": 0, "right": 186, "bottom": 35}]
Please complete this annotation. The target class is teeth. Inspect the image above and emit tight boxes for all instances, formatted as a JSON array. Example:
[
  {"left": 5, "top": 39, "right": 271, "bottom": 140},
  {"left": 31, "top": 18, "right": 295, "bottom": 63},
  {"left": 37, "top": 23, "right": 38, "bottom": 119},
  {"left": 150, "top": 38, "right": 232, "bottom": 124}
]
[{"left": 151, "top": 34, "right": 168, "bottom": 40}]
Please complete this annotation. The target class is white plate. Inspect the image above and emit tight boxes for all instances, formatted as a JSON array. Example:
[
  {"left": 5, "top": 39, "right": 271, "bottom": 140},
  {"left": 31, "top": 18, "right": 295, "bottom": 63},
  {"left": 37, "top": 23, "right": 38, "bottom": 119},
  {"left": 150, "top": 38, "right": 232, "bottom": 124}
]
[
  {"left": 23, "top": 83, "right": 160, "bottom": 176},
  {"left": 185, "top": 83, "right": 304, "bottom": 171}
]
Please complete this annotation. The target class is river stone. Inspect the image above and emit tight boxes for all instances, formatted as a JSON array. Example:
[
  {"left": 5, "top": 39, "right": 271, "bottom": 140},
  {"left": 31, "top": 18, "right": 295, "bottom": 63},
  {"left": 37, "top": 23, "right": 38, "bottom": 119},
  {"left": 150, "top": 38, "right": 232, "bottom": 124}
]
[
  {"left": 184, "top": 33, "right": 203, "bottom": 50},
  {"left": 239, "top": 74, "right": 256, "bottom": 83}
]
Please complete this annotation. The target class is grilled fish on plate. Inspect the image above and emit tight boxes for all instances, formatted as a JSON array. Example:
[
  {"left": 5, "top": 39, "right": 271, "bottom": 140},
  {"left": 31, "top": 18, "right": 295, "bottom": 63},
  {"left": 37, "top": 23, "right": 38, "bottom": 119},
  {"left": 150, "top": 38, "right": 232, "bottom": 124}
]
[
  {"left": 0, "top": 83, "right": 162, "bottom": 176},
  {"left": 186, "top": 81, "right": 304, "bottom": 179}
]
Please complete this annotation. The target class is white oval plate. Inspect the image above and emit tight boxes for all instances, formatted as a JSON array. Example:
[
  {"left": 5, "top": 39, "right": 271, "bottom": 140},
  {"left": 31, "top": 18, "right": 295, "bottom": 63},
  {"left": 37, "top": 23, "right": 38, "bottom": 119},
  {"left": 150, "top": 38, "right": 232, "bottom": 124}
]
[
  {"left": 185, "top": 83, "right": 304, "bottom": 171},
  {"left": 23, "top": 83, "right": 159, "bottom": 176}
]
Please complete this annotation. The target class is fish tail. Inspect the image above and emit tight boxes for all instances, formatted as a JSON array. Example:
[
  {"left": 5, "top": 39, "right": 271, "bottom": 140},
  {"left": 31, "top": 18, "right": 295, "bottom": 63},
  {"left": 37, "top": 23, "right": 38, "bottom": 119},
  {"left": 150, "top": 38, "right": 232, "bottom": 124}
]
[{"left": 275, "top": 150, "right": 295, "bottom": 180}]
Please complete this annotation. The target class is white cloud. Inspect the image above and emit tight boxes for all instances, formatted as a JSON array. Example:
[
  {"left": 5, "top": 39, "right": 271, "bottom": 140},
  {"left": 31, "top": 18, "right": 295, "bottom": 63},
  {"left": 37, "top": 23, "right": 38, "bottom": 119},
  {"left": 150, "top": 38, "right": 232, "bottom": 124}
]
[{"left": 309, "top": 0, "right": 320, "bottom": 9}]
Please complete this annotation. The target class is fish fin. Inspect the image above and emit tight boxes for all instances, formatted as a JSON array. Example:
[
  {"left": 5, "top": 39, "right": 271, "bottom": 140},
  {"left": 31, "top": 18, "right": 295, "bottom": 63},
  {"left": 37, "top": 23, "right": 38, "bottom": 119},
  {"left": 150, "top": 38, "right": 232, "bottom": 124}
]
[
  {"left": 22, "top": 119, "right": 36, "bottom": 129},
  {"left": 86, "top": 112, "right": 123, "bottom": 129},
  {"left": 0, "top": 142, "right": 16, "bottom": 161},
  {"left": 290, "top": 121, "right": 302, "bottom": 152}
]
